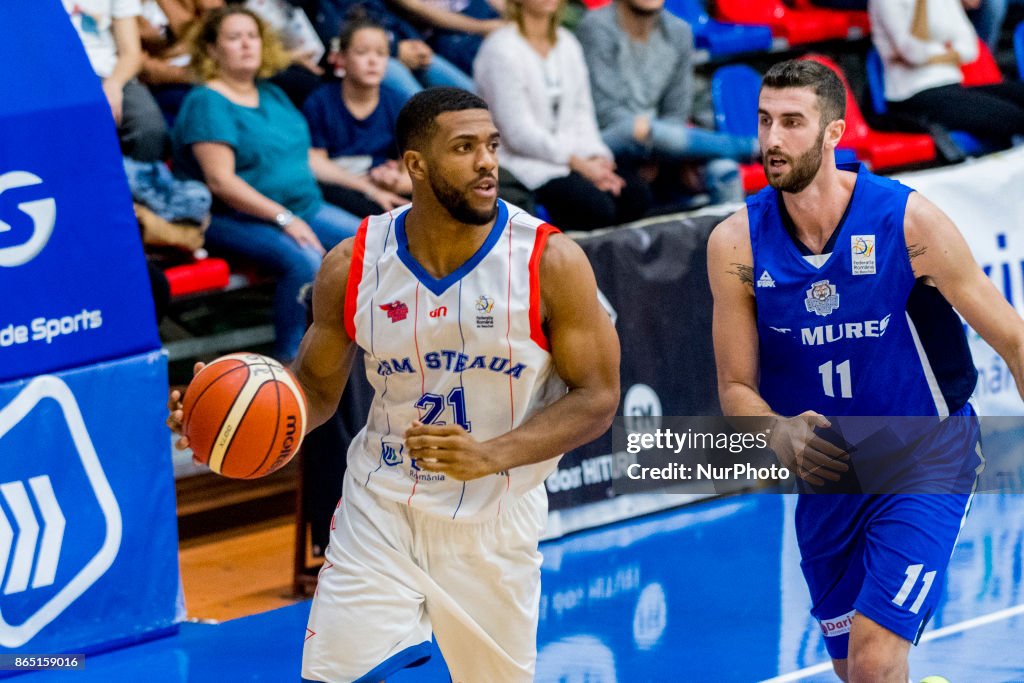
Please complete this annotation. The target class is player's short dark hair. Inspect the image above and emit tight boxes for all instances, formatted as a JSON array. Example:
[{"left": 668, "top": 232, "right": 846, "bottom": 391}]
[
  {"left": 761, "top": 59, "right": 846, "bottom": 128},
  {"left": 395, "top": 88, "right": 490, "bottom": 153}
]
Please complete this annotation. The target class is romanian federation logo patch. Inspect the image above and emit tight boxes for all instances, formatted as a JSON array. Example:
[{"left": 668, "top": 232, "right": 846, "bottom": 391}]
[{"left": 851, "top": 235, "right": 876, "bottom": 275}]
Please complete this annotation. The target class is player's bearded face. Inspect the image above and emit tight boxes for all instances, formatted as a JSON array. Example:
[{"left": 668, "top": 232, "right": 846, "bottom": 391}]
[
  {"left": 764, "top": 124, "right": 826, "bottom": 194},
  {"left": 427, "top": 166, "right": 499, "bottom": 226}
]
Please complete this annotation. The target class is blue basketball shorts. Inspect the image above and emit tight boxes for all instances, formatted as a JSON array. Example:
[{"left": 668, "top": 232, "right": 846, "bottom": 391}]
[{"left": 795, "top": 408, "right": 980, "bottom": 659}]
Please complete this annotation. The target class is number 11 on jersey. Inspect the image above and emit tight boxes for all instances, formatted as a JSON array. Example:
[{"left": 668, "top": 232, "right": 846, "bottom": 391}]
[{"left": 819, "top": 360, "right": 853, "bottom": 398}]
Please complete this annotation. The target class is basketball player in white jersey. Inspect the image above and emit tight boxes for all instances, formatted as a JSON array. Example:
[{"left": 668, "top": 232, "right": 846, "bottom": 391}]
[{"left": 169, "top": 87, "right": 620, "bottom": 682}]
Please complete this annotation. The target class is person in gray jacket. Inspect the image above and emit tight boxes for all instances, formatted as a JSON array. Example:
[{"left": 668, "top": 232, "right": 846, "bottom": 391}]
[{"left": 576, "top": 0, "right": 758, "bottom": 207}]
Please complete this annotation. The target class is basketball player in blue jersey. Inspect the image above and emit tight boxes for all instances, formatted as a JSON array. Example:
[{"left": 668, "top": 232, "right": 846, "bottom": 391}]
[
  {"left": 171, "top": 87, "right": 620, "bottom": 682},
  {"left": 708, "top": 60, "right": 1024, "bottom": 682}
]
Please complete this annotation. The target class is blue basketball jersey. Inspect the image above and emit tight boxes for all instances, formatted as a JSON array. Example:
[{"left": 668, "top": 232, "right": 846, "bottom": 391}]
[{"left": 749, "top": 164, "right": 976, "bottom": 418}]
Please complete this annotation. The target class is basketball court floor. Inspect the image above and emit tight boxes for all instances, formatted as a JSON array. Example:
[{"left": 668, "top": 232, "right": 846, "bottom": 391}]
[{"left": 26, "top": 493, "right": 1024, "bottom": 682}]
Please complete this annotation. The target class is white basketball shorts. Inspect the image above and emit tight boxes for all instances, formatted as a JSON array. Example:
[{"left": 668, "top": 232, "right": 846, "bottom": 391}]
[{"left": 301, "top": 471, "right": 547, "bottom": 683}]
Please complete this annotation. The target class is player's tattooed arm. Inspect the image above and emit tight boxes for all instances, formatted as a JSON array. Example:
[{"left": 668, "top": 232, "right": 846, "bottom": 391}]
[
  {"left": 907, "top": 243, "right": 927, "bottom": 261},
  {"left": 730, "top": 263, "right": 754, "bottom": 287}
]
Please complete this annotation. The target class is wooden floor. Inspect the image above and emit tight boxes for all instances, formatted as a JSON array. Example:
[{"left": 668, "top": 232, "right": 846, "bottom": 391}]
[{"left": 178, "top": 515, "right": 304, "bottom": 622}]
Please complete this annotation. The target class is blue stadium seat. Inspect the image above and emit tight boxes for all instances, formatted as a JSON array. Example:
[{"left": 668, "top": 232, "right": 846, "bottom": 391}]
[
  {"left": 1015, "top": 21, "right": 1024, "bottom": 79},
  {"left": 865, "top": 48, "right": 997, "bottom": 157},
  {"left": 664, "top": 0, "right": 773, "bottom": 58},
  {"left": 711, "top": 64, "right": 762, "bottom": 138}
]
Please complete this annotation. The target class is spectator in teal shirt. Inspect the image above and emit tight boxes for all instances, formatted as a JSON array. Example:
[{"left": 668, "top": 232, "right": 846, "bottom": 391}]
[{"left": 172, "top": 6, "right": 360, "bottom": 361}]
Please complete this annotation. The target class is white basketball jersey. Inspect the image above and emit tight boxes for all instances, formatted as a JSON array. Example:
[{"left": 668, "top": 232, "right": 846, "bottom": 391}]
[{"left": 343, "top": 201, "right": 567, "bottom": 520}]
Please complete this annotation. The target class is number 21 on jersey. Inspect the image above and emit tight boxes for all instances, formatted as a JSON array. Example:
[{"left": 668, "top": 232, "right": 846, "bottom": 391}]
[{"left": 415, "top": 387, "right": 472, "bottom": 431}]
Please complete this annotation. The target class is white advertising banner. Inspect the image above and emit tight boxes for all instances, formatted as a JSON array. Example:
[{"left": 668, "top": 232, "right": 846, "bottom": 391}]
[{"left": 897, "top": 147, "right": 1024, "bottom": 416}]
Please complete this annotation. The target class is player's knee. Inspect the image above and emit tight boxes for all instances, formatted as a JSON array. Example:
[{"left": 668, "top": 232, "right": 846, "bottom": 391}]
[
  {"left": 846, "top": 646, "right": 904, "bottom": 683},
  {"left": 831, "top": 658, "right": 849, "bottom": 682}
]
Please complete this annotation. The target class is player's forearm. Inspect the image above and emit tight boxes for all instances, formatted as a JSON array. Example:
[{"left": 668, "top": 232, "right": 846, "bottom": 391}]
[
  {"left": 720, "top": 380, "right": 777, "bottom": 418},
  {"left": 999, "top": 337, "right": 1024, "bottom": 399},
  {"left": 485, "top": 385, "right": 618, "bottom": 471},
  {"left": 294, "top": 361, "right": 353, "bottom": 433}
]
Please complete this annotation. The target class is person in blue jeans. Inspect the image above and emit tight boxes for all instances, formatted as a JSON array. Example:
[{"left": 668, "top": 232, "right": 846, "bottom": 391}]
[
  {"left": 964, "top": 0, "right": 1024, "bottom": 50},
  {"left": 577, "top": 0, "right": 759, "bottom": 208},
  {"left": 172, "top": 6, "right": 360, "bottom": 361},
  {"left": 387, "top": 0, "right": 504, "bottom": 75},
  {"left": 311, "top": 0, "right": 475, "bottom": 101}
]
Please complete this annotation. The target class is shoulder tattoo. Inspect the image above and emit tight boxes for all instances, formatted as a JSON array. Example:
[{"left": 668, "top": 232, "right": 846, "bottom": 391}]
[
  {"left": 729, "top": 263, "right": 754, "bottom": 286},
  {"left": 907, "top": 243, "right": 927, "bottom": 261}
]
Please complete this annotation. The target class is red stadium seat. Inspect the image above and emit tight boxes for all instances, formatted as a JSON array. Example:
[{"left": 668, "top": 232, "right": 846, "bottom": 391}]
[
  {"left": 800, "top": 54, "right": 936, "bottom": 170},
  {"left": 741, "top": 163, "right": 769, "bottom": 193},
  {"left": 164, "top": 257, "right": 231, "bottom": 298},
  {"left": 961, "top": 38, "right": 1003, "bottom": 87},
  {"left": 790, "top": 0, "right": 870, "bottom": 36},
  {"left": 714, "top": 0, "right": 851, "bottom": 45}
]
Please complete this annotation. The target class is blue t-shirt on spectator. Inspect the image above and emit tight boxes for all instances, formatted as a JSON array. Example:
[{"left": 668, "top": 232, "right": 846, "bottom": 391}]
[
  {"left": 171, "top": 81, "right": 322, "bottom": 221},
  {"left": 302, "top": 82, "right": 404, "bottom": 170}
]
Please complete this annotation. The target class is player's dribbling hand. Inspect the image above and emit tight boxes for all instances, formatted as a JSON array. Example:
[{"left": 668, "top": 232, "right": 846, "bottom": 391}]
[
  {"left": 768, "top": 411, "right": 849, "bottom": 486},
  {"left": 166, "top": 362, "right": 206, "bottom": 454},
  {"left": 404, "top": 421, "right": 500, "bottom": 481}
]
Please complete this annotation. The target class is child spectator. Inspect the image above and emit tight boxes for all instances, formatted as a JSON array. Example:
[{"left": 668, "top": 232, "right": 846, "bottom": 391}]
[{"left": 302, "top": 15, "right": 411, "bottom": 216}]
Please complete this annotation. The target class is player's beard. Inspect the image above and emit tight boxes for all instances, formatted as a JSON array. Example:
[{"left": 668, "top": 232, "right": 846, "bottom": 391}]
[
  {"left": 428, "top": 169, "right": 499, "bottom": 226},
  {"left": 765, "top": 126, "right": 826, "bottom": 194}
]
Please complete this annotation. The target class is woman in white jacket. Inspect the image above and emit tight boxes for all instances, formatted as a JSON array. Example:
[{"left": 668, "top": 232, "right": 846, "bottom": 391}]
[
  {"left": 870, "top": 0, "right": 1024, "bottom": 145},
  {"left": 473, "top": 0, "right": 651, "bottom": 230}
]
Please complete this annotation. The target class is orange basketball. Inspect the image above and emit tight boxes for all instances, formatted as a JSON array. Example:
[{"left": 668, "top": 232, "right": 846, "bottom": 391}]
[{"left": 181, "top": 353, "right": 307, "bottom": 479}]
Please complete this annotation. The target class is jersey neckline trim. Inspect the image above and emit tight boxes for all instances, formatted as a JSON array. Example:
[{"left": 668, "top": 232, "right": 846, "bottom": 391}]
[
  {"left": 394, "top": 199, "right": 509, "bottom": 296},
  {"left": 775, "top": 162, "right": 864, "bottom": 268}
]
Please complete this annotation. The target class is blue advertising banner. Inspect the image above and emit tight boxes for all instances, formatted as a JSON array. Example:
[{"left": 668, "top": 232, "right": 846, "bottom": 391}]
[
  {"left": 0, "top": 0, "right": 160, "bottom": 383},
  {"left": 0, "top": 351, "right": 181, "bottom": 661}
]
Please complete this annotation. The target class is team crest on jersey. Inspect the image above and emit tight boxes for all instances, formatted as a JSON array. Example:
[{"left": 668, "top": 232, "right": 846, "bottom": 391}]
[
  {"left": 757, "top": 270, "right": 776, "bottom": 288},
  {"left": 475, "top": 295, "right": 494, "bottom": 328},
  {"left": 804, "top": 279, "right": 840, "bottom": 316},
  {"left": 851, "top": 235, "right": 876, "bottom": 275},
  {"left": 381, "top": 441, "right": 404, "bottom": 466},
  {"left": 380, "top": 301, "right": 409, "bottom": 323}
]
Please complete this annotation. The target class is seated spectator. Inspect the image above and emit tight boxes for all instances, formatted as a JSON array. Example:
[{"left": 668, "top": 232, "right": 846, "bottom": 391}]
[
  {"left": 171, "top": 6, "right": 361, "bottom": 361},
  {"left": 870, "top": 0, "right": 1024, "bottom": 146},
  {"left": 474, "top": 0, "right": 651, "bottom": 230},
  {"left": 576, "top": 0, "right": 756, "bottom": 209},
  {"left": 137, "top": 0, "right": 197, "bottom": 121},
  {"left": 65, "top": 0, "right": 169, "bottom": 161},
  {"left": 311, "top": 0, "right": 475, "bottom": 100},
  {"left": 964, "top": 0, "right": 1024, "bottom": 50},
  {"left": 387, "top": 0, "right": 504, "bottom": 75},
  {"left": 303, "top": 15, "right": 411, "bottom": 216},
  {"left": 138, "top": 0, "right": 326, "bottom": 121}
]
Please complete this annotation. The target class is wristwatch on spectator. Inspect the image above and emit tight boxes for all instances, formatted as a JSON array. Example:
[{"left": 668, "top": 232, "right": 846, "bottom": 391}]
[{"left": 274, "top": 210, "right": 295, "bottom": 228}]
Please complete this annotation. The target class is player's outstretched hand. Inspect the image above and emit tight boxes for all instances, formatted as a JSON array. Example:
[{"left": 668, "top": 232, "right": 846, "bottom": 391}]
[
  {"left": 166, "top": 361, "right": 206, "bottom": 452},
  {"left": 768, "top": 411, "right": 849, "bottom": 486},
  {"left": 404, "top": 421, "right": 501, "bottom": 481}
]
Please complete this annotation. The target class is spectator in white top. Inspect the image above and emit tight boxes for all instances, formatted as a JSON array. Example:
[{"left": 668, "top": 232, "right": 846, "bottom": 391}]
[
  {"left": 870, "top": 0, "right": 1024, "bottom": 145},
  {"left": 473, "top": 0, "right": 651, "bottom": 230},
  {"left": 65, "top": 0, "right": 169, "bottom": 161}
]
